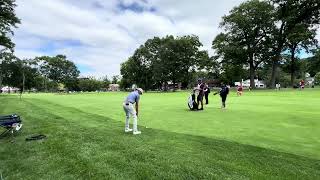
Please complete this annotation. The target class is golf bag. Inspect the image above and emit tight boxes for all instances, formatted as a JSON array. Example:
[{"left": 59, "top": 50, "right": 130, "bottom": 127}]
[
  {"left": 0, "top": 114, "right": 23, "bottom": 138},
  {"left": 188, "top": 94, "right": 198, "bottom": 110}
]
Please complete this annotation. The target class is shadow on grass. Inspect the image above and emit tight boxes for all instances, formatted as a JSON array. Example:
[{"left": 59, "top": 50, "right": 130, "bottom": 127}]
[{"left": 0, "top": 97, "right": 319, "bottom": 180}]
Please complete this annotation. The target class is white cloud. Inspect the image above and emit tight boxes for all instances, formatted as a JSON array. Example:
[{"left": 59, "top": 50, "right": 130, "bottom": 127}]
[{"left": 15, "top": 0, "right": 319, "bottom": 77}]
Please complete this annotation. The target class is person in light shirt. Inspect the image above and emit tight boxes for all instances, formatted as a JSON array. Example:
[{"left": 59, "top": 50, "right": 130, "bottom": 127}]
[{"left": 123, "top": 88, "right": 144, "bottom": 135}]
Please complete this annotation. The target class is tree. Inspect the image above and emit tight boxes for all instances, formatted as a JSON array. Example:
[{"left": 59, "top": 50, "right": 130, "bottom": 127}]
[
  {"left": 101, "top": 75, "right": 110, "bottom": 88},
  {"left": 307, "top": 49, "right": 320, "bottom": 77},
  {"left": 285, "top": 23, "right": 318, "bottom": 87},
  {"left": 315, "top": 72, "right": 320, "bottom": 85},
  {"left": 1, "top": 53, "right": 20, "bottom": 89},
  {"left": 220, "top": 63, "right": 248, "bottom": 85},
  {"left": 36, "top": 55, "right": 80, "bottom": 91},
  {"left": 268, "top": 0, "right": 320, "bottom": 88},
  {"left": 213, "top": 0, "right": 275, "bottom": 88},
  {"left": 0, "top": 56, "right": 40, "bottom": 93},
  {"left": 111, "top": 75, "right": 120, "bottom": 84},
  {"left": 121, "top": 35, "right": 207, "bottom": 91},
  {"left": 161, "top": 35, "right": 208, "bottom": 90},
  {"left": 0, "top": 0, "right": 21, "bottom": 51},
  {"left": 198, "top": 56, "right": 220, "bottom": 80},
  {"left": 78, "top": 78, "right": 102, "bottom": 92},
  {"left": 120, "top": 58, "right": 136, "bottom": 89},
  {"left": 19, "top": 59, "right": 40, "bottom": 93},
  {"left": 0, "top": 52, "right": 14, "bottom": 91}
]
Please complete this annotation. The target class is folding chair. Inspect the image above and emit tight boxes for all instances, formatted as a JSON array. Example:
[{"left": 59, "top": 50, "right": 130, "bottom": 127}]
[{"left": 0, "top": 114, "right": 23, "bottom": 138}]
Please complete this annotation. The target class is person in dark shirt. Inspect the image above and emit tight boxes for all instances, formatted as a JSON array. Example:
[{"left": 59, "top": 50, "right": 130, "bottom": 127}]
[
  {"left": 204, "top": 83, "right": 210, "bottom": 104},
  {"left": 220, "top": 83, "right": 229, "bottom": 109},
  {"left": 197, "top": 79, "right": 205, "bottom": 110}
]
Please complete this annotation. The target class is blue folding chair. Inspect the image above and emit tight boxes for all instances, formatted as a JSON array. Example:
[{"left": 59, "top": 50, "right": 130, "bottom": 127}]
[{"left": 0, "top": 114, "right": 23, "bottom": 138}]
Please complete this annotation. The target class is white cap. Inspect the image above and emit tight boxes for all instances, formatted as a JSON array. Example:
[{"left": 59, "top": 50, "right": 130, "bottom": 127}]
[{"left": 136, "top": 88, "right": 144, "bottom": 94}]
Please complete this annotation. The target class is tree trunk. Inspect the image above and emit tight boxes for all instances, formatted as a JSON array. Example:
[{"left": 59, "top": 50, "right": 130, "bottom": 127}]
[
  {"left": 0, "top": 62, "right": 2, "bottom": 92},
  {"left": 0, "top": 71, "right": 3, "bottom": 93},
  {"left": 249, "top": 60, "right": 255, "bottom": 89},
  {"left": 290, "top": 44, "right": 297, "bottom": 88},
  {"left": 270, "top": 55, "right": 280, "bottom": 89},
  {"left": 44, "top": 77, "right": 47, "bottom": 92},
  {"left": 270, "top": 24, "right": 285, "bottom": 89},
  {"left": 163, "top": 82, "right": 168, "bottom": 91},
  {"left": 172, "top": 79, "right": 176, "bottom": 92},
  {"left": 22, "top": 71, "right": 25, "bottom": 93},
  {"left": 20, "top": 70, "right": 25, "bottom": 100}
]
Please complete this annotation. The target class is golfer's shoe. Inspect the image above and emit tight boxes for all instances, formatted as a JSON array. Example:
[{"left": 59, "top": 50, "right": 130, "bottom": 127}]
[
  {"left": 133, "top": 131, "right": 141, "bottom": 135},
  {"left": 125, "top": 128, "right": 133, "bottom": 133}
]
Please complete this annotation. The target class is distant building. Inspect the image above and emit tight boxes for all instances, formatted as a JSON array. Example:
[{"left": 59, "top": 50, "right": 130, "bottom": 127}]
[
  {"left": 235, "top": 79, "right": 266, "bottom": 88},
  {"left": 109, "top": 84, "right": 120, "bottom": 91}
]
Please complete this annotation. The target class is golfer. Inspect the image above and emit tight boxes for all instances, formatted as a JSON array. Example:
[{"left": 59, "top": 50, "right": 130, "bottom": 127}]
[
  {"left": 220, "top": 83, "right": 229, "bottom": 109},
  {"left": 123, "top": 88, "right": 144, "bottom": 135}
]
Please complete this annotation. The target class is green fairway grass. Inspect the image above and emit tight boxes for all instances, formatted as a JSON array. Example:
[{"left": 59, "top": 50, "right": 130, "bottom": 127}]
[{"left": 1, "top": 89, "right": 320, "bottom": 179}]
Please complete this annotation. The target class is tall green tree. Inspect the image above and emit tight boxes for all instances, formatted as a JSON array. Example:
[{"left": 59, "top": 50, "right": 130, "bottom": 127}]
[
  {"left": 268, "top": 0, "right": 320, "bottom": 88},
  {"left": 0, "top": 0, "right": 20, "bottom": 51},
  {"left": 160, "top": 35, "right": 208, "bottom": 89},
  {"left": 78, "top": 78, "right": 102, "bottom": 92},
  {"left": 286, "top": 24, "right": 317, "bottom": 87},
  {"left": 111, "top": 75, "right": 120, "bottom": 84},
  {"left": 121, "top": 35, "right": 208, "bottom": 90},
  {"left": 36, "top": 55, "right": 80, "bottom": 91},
  {"left": 307, "top": 49, "right": 320, "bottom": 77},
  {"left": 315, "top": 72, "right": 320, "bottom": 85},
  {"left": 0, "top": 0, "right": 20, "bottom": 90},
  {"left": 213, "top": 0, "right": 275, "bottom": 88},
  {"left": 0, "top": 52, "right": 13, "bottom": 91},
  {"left": 101, "top": 75, "right": 110, "bottom": 88},
  {"left": 0, "top": 56, "right": 39, "bottom": 92}
]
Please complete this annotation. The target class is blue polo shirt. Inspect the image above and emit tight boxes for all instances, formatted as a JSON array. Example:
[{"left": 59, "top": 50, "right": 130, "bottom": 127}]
[{"left": 125, "top": 90, "right": 140, "bottom": 104}]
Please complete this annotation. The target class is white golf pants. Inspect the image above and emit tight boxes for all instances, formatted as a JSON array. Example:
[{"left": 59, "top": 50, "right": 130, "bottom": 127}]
[{"left": 123, "top": 103, "right": 138, "bottom": 132}]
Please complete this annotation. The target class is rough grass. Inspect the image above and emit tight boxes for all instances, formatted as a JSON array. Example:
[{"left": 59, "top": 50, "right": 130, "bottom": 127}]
[{"left": 0, "top": 89, "right": 319, "bottom": 179}]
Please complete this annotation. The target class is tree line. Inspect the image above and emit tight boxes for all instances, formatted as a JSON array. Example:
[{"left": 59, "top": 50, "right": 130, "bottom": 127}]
[
  {"left": 0, "top": 53, "right": 122, "bottom": 92},
  {"left": 0, "top": 0, "right": 123, "bottom": 93},
  {"left": 121, "top": 0, "right": 320, "bottom": 90},
  {"left": 120, "top": 35, "right": 211, "bottom": 90}
]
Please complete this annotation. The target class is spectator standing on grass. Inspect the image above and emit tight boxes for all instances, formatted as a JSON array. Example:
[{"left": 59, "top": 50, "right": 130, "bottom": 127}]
[
  {"left": 220, "top": 83, "right": 229, "bottom": 109},
  {"left": 300, "top": 80, "right": 305, "bottom": 90},
  {"left": 204, "top": 83, "right": 210, "bottom": 105},
  {"left": 123, "top": 88, "right": 144, "bottom": 135},
  {"left": 237, "top": 83, "right": 243, "bottom": 96},
  {"left": 197, "top": 79, "right": 205, "bottom": 110}
]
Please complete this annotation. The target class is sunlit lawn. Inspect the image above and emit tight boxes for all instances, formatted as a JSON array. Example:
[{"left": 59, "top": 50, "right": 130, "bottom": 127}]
[{"left": 0, "top": 89, "right": 319, "bottom": 179}]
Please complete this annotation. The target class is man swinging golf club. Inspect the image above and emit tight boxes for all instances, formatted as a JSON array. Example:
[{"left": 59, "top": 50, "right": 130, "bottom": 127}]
[{"left": 123, "top": 88, "right": 144, "bottom": 135}]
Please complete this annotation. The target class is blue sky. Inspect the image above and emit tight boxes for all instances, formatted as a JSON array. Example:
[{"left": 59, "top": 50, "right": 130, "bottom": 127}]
[{"left": 13, "top": 0, "right": 320, "bottom": 77}]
